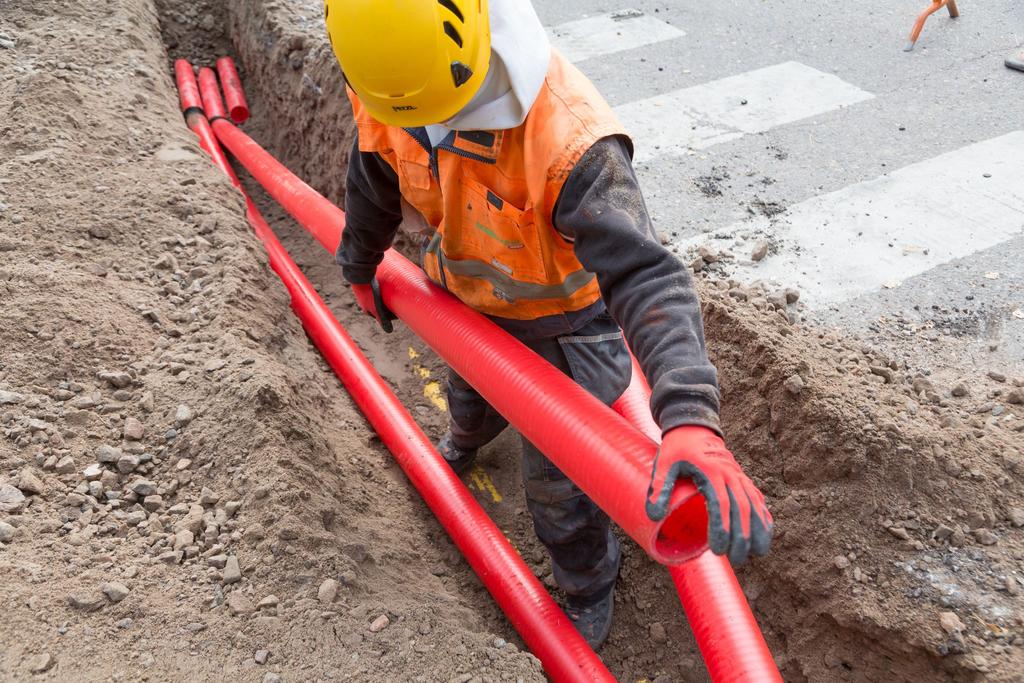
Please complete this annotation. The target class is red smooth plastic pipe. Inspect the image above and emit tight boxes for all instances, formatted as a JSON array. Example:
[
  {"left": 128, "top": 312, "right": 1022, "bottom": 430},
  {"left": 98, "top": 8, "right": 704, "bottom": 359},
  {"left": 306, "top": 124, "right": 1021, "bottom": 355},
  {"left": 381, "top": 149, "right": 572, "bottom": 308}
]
[
  {"left": 216, "top": 56, "right": 250, "bottom": 124},
  {"left": 613, "top": 359, "right": 782, "bottom": 683},
  {"left": 174, "top": 60, "right": 614, "bottom": 683},
  {"left": 208, "top": 115, "right": 709, "bottom": 565}
]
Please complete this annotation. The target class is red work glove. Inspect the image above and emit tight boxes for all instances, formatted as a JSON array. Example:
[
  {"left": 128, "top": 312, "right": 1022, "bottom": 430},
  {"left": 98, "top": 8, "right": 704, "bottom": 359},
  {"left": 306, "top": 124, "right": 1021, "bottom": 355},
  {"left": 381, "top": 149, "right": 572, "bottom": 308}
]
[
  {"left": 351, "top": 279, "right": 395, "bottom": 333},
  {"left": 646, "top": 425, "right": 773, "bottom": 565}
]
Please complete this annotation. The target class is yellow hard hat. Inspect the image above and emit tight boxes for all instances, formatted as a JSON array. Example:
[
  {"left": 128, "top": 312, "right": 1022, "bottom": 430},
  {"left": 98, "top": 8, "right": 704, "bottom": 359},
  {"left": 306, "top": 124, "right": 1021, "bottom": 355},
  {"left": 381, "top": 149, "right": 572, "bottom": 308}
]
[{"left": 324, "top": 0, "right": 491, "bottom": 127}]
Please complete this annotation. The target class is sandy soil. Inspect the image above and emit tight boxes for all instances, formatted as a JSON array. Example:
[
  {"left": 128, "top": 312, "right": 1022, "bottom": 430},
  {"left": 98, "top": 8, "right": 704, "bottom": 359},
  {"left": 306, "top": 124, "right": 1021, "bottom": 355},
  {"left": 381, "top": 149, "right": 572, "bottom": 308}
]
[{"left": 2, "top": 1, "right": 1023, "bottom": 682}]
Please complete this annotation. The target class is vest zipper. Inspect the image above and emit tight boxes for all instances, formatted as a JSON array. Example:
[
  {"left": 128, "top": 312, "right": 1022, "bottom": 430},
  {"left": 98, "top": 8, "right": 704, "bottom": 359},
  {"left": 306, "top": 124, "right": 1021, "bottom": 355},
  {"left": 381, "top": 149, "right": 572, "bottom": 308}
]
[{"left": 400, "top": 129, "right": 496, "bottom": 293}]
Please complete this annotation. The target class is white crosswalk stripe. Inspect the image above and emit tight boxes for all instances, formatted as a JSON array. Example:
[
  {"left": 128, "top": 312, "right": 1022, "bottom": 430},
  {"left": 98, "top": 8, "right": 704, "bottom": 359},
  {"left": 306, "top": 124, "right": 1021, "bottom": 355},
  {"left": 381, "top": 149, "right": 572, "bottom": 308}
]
[
  {"left": 613, "top": 61, "right": 875, "bottom": 162},
  {"left": 548, "top": 9, "right": 685, "bottom": 63},
  {"left": 687, "top": 131, "right": 1024, "bottom": 308}
]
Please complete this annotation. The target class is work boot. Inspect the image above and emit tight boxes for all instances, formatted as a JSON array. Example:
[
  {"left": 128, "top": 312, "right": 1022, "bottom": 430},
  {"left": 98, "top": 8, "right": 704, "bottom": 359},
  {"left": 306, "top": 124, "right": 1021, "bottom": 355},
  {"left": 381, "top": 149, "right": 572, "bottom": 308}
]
[
  {"left": 565, "top": 587, "right": 615, "bottom": 650},
  {"left": 437, "top": 431, "right": 477, "bottom": 476}
]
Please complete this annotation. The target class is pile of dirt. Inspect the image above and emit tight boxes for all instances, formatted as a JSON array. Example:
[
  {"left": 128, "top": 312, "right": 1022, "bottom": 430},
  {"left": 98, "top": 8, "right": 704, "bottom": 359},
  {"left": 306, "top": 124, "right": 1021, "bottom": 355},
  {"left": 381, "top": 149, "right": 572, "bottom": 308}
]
[
  {"left": 2, "top": 1, "right": 1023, "bottom": 682},
  {"left": 0, "top": 2, "right": 543, "bottom": 681}
]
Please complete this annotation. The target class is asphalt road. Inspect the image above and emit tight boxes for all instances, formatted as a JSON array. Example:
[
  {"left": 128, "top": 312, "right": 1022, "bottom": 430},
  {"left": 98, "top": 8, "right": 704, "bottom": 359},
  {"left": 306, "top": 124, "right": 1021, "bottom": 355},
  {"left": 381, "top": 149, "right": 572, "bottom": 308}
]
[{"left": 535, "top": 0, "right": 1024, "bottom": 376}]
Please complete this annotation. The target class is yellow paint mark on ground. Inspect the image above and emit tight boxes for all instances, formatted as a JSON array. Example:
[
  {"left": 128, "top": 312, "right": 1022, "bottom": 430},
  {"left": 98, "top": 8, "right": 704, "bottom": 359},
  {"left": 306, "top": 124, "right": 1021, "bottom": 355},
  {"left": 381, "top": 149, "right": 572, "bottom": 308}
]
[
  {"left": 416, "top": 366, "right": 431, "bottom": 380},
  {"left": 408, "top": 347, "right": 420, "bottom": 360},
  {"left": 469, "top": 464, "right": 503, "bottom": 503},
  {"left": 423, "top": 380, "right": 448, "bottom": 412}
]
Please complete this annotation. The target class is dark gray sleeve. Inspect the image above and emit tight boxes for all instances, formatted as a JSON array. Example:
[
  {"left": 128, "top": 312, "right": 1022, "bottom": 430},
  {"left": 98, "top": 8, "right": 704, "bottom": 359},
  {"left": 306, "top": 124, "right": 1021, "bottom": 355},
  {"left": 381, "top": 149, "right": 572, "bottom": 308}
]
[
  {"left": 553, "top": 136, "right": 721, "bottom": 435},
  {"left": 335, "top": 132, "right": 403, "bottom": 285}
]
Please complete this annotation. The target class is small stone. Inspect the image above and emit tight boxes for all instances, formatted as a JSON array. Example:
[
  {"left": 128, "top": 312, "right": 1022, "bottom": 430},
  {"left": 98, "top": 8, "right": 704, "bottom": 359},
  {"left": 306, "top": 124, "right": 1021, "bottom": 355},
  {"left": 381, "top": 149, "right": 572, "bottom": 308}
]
[
  {"left": 130, "top": 479, "right": 158, "bottom": 497},
  {"left": 951, "top": 383, "right": 969, "bottom": 398},
  {"left": 262, "top": 674, "right": 282, "bottom": 683},
  {"left": 143, "top": 495, "right": 164, "bottom": 512},
  {"left": 99, "top": 371, "right": 132, "bottom": 389},
  {"left": 783, "top": 374, "right": 805, "bottom": 395},
  {"left": 939, "top": 611, "right": 965, "bottom": 634},
  {"left": 175, "top": 404, "right": 194, "bottom": 426},
  {"left": 887, "top": 526, "right": 911, "bottom": 541},
  {"left": 750, "top": 240, "right": 769, "bottom": 262},
  {"left": 68, "top": 591, "right": 106, "bottom": 612},
  {"left": 254, "top": 649, "right": 270, "bottom": 665},
  {"left": 0, "top": 389, "right": 25, "bottom": 405},
  {"left": 204, "top": 359, "right": 226, "bottom": 373},
  {"left": 226, "top": 592, "right": 255, "bottom": 616},
  {"left": 208, "top": 554, "right": 229, "bottom": 569},
  {"left": 116, "top": 454, "right": 140, "bottom": 474},
  {"left": 649, "top": 622, "right": 668, "bottom": 643},
  {"left": 869, "top": 366, "right": 894, "bottom": 384},
  {"left": 1008, "top": 508, "right": 1024, "bottom": 527},
  {"left": 27, "top": 653, "right": 55, "bottom": 674},
  {"left": 933, "top": 525, "right": 955, "bottom": 541},
  {"left": 96, "top": 445, "right": 121, "bottom": 464},
  {"left": 369, "top": 614, "right": 390, "bottom": 633},
  {"left": 1007, "top": 389, "right": 1024, "bottom": 405},
  {"left": 199, "top": 487, "right": 219, "bottom": 507},
  {"left": 174, "top": 530, "right": 194, "bottom": 551},
  {"left": 116, "top": 618, "right": 133, "bottom": 629},
  {"left": 318, "top": 579, "right": 339, "bottom": 604},
  {"left": 697, "top": 246, "right": 719, "bottom": 263},
  {"left": 17, "top": 469, "right": 45, "bottom": 495},
  {"left": 102, "top": 582, "right": 131, "bottom": 603},
  {"left": 257, "top": 595, "right": 279, "bottom": 610},
  {"left": 988, "top": 371, "right": 1007, "bottom": 383},
  {"left": 783, "top": 288, "right": 800, "bottom": 304},
  {"left": 0, "top": 521, "right": 16, "bottom": 543},
  {"left": 0, "top": 484, "right": 26, "bottom": 513},
  {"left": 972, "top": 529, "right": 998, "bottom": 545},
  {"left": 55, "top": 456, "right": 76, "bottom": 474},
  {"left": 833, "top": 555, "right": 850, "bottom": 570},
  {"left": 222, "top": 556, "right": 242, "bottom": 585},
  {"left": 123, "top": 417, "right": 145, "bottom": 441}
]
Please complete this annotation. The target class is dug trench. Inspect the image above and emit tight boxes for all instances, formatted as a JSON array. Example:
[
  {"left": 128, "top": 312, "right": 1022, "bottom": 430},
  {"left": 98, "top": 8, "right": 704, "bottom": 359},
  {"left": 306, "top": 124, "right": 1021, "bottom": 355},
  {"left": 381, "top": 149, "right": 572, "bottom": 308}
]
[{"left": 0, "top": 1, "right": 1021, "bottom": 681}]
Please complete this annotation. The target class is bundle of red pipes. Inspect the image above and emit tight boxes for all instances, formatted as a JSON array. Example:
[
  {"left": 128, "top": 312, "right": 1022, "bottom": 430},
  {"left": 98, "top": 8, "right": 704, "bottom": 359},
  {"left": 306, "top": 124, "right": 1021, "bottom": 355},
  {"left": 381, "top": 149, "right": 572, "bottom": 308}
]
[{"left": 175, "top": 58, "right": 781, "bottom": 683}]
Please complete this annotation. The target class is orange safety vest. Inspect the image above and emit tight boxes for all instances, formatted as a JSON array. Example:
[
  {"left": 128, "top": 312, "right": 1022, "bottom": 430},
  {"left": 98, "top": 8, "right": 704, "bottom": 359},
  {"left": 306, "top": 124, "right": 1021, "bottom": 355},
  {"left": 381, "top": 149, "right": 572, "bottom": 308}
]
[{"left": 348, "top": 50, "right": 630, "bottom": 321}]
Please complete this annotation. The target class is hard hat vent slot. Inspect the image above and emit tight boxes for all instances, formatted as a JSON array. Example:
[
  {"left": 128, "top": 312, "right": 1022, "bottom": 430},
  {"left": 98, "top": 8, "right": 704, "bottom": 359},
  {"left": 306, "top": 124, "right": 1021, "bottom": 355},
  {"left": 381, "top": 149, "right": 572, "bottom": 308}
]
[
  {"left": 443, "top": 21, "right": 464, "bottom": 48},
  {"left": 437, "top": 0, "right": 465, "bottom": 22},
  {"left": 450, "top": 61, "right": 473, "bottom": 87}
]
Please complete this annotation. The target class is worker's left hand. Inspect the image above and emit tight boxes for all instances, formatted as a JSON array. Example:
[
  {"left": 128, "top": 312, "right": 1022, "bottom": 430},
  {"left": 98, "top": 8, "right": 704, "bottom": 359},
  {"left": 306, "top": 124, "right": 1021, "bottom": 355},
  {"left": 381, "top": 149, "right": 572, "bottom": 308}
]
[
  {"left": 646, "top": 425, "right": 773, "bottom": 565},
  {"left": 351, "top": 279, "right": 396, "bottom": 333}
]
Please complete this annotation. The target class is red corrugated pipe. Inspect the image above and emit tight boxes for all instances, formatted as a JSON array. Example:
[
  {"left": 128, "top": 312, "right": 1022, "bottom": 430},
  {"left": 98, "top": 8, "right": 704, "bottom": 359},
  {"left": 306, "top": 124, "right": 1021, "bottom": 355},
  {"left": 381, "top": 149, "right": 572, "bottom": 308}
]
[
  {"left": 173, "top": 60, "right": 614, "bottom": 683},
  {"left": 613, "top": 358, "right": 782, "bottom": 682},
  {"left": 216, "top": 56, "right": 250, "bottom": 124},
  {"left": 207, "top": 115, "right": 709, "bottom": 565},
  {"left": 198, "top": 62, "right": 781, "bottom": 681}
]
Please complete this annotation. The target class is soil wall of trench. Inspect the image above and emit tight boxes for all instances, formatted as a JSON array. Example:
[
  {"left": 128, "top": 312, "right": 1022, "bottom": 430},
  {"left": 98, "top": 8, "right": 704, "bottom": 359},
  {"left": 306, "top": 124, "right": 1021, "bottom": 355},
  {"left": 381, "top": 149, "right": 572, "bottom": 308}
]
[{"left": 220, "top": 3, "right": 1024, "bottom": 682}]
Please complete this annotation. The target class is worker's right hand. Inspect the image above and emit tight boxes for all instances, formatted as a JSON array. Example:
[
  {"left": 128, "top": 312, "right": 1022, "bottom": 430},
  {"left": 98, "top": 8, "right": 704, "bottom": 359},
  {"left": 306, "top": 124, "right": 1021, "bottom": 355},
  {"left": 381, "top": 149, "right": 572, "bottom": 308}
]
[
  {"left": 646, "top": 426, "right": 773, "bottom": 565},
  {"left": 351, "top": 279, "right": 396, "bottom": 333}
]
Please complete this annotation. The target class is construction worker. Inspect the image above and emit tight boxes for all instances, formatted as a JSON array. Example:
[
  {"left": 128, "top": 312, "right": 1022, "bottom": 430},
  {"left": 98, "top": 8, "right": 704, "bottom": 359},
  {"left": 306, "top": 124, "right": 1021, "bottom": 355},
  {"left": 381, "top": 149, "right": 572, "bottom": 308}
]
[{"left": 325, "top": 0, "right": 773, "bottom": 649}]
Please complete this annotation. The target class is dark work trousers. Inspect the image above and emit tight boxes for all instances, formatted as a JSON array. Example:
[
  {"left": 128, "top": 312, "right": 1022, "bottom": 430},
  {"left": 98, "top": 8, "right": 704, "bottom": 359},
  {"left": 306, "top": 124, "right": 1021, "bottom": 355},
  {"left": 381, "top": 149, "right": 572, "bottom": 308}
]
[{"left": 446, "top": 312, "right": 633, "bottom": 602}]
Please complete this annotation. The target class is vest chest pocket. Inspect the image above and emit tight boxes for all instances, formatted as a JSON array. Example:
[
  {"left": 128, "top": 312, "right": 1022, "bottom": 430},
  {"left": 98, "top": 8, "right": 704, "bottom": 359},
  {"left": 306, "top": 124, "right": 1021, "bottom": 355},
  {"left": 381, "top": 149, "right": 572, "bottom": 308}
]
[{"left": 447, "top": 177, "right": 547, "bottom": 284}]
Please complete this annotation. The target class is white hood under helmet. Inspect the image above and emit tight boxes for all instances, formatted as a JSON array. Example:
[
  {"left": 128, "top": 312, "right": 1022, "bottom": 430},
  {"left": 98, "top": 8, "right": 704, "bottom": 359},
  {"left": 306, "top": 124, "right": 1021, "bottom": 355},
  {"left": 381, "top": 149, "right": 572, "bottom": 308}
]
[{"left": 425, "top": 0, "right": 550, "bottom": 146}]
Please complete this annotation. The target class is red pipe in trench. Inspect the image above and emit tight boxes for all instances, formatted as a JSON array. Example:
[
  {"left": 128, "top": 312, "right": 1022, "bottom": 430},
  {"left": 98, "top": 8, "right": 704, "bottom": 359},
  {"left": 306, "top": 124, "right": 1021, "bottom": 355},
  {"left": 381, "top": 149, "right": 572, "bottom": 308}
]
[
  {"left": 612, "top": 362, "right": 782, "bottom": 682},
  {"left": 196, "top": 64, "right": 781, "bottom": 681},
  {"left": 206, "top": 116, "right": 710, "bottom": 566},
  {"left": 173, "top": 60, "right": 614, "bottom": 683},
  {"left": 216, "top": 56, "right": 251, "bottom": 124}
]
